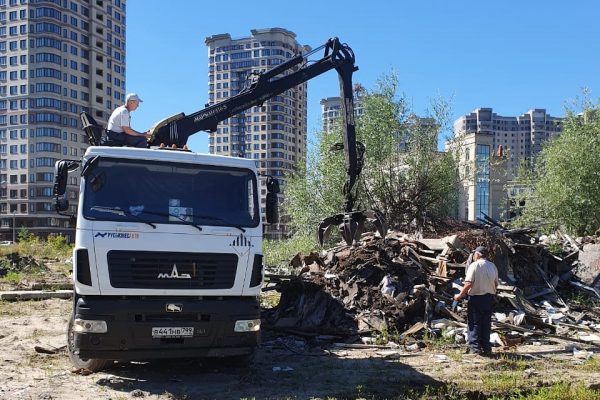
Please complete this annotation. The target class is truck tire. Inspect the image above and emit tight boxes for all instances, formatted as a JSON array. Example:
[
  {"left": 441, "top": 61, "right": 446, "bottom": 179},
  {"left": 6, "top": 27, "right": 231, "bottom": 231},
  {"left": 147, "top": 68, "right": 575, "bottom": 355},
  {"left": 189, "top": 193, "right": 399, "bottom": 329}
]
[{"left": 66, "top": 318, "right": 113, "bottom": 372}]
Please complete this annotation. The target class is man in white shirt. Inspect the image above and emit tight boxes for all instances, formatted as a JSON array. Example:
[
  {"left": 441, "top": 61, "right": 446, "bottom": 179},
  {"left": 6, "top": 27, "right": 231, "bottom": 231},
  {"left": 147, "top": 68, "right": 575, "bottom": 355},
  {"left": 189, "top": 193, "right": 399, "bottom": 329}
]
[
  {"left": 454, "top": 246, "right": 498, "bottom": 355},
  {"left": 106, "top": 93, "right": 149, "bottom": 148}
]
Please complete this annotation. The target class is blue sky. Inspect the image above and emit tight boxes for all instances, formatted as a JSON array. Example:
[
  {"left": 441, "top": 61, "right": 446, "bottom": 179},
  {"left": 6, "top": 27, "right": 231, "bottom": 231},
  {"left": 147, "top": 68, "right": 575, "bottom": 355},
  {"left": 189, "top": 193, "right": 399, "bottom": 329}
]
[{"left": 126, "top": 0, "right": 600, "bottom": 152}]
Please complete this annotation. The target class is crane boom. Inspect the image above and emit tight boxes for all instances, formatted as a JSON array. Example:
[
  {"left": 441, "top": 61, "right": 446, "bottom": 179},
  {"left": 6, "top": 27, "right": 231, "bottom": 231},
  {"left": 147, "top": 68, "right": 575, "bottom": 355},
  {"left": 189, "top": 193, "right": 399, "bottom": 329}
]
[
  {"left": 147, "top": 38, "right": 357, "bottom": 149},
  {"left": 96, "top": 37, "right": 385, "bottom": 245}
]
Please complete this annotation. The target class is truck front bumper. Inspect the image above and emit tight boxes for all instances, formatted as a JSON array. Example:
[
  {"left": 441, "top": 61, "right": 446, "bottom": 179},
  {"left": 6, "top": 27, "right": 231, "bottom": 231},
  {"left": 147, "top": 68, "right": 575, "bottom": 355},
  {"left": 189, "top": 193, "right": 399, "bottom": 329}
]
[{"left": 72, "top": 295, "right": 260, "bottom": 361}]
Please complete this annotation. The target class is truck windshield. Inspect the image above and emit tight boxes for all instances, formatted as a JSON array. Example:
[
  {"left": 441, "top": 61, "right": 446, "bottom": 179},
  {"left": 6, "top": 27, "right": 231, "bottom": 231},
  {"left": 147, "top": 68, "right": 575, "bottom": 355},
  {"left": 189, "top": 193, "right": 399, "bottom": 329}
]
[{"left": 82, "top": 158, "right": 259, "bottom": 228}]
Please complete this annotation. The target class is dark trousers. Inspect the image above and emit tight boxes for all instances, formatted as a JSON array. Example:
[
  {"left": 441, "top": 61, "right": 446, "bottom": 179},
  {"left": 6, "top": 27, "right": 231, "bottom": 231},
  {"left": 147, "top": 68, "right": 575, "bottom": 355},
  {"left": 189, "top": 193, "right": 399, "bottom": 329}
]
[
  {"left": 467, "top": 293, "right": 494, "bottom": 353},
  {"left": 105, "top": 130, "right": 147, "bottom": 148}
]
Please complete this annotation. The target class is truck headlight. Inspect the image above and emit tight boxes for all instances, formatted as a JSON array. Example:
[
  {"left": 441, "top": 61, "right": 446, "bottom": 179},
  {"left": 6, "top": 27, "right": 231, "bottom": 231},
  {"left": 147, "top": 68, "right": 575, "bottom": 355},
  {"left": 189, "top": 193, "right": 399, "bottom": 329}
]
[
  {"left": 234, "top": 319, "right": 261, "bottom": 332},
  {"left": 73, "top": 318, "right": 108, "bottom": 334}
]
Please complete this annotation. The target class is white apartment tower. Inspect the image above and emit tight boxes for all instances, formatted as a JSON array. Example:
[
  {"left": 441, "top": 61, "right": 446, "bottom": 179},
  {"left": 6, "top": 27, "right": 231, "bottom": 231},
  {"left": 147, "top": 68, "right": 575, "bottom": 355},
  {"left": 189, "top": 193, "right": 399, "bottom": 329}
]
[
  {"left": 449, "top": 108, "right": 562, "bottom": 222},
  {"left": 320, "top": 92, "right": 364, "bottom": 134},
  {"left": 205, "top": 28, "right": 309, "bottom": 239},
  {"left": 0, "top": 0, "right": 127, "bottom": 242}
]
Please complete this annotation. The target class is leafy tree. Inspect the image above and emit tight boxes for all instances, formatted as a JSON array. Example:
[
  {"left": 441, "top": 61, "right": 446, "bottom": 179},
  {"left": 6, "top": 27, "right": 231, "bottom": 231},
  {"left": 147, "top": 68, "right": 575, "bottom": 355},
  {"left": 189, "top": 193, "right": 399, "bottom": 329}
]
[
  {"left": 283, "top": 72, "right": 459, "bottom": 242},
  {"left": 516, "top": 99, "right": 600, "bottom": 235}
]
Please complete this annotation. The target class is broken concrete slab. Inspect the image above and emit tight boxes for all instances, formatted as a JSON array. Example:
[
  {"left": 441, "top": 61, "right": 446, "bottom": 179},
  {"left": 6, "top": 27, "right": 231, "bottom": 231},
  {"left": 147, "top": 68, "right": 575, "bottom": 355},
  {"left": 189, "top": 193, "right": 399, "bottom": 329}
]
[
  {"left": 0, "top": 290, "right": 72, "bottom": 301},
  {"left": 577, "top": 243, "right": 600, "bottom": 290}
]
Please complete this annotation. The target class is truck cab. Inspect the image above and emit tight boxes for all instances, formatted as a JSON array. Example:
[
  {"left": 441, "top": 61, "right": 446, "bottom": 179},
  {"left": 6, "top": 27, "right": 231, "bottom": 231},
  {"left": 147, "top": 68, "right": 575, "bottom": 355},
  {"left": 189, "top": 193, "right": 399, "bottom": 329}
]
[{"left": 55, "top": 146, "right": 277, "bottom": 370}]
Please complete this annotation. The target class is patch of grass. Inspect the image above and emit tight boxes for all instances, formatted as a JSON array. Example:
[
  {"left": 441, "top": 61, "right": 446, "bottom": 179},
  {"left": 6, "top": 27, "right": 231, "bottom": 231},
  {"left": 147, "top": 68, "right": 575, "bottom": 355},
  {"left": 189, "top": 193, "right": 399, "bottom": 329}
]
[
  {"left": 485, "top": 354, "right": 531, "bottom": 372},
  {"left": 561, "top": 289, "right": 600, "bottom": 308},
  {"left": 0, "top": 270, "right": 23, "bottom": 284},
  {"left": 446, "top": 349, "right": 463, "bottom": 362},
  {"left": 0, "top": 244, "right": 18, "bottom": 257},
  {"left": 449, "top": 369, "right": 526, "bottom": 394},
  {"left": 574, "top": 356, "right": 599, "bottom": 372},
  {"left": 49, "top": 262, "right": 72, "bottom": 277},
  {"left": 490, "top": 382, "right": 600, "bottom": 400},
  {"left": 422, "top": 328, "right": 455, "bottom": 350},
  {"left": 373, "top": 326, "right": 401, "bottom": 345},
  {"left": 480, "top": 370, "right": 525, "bottom": 393},
  {"left": 17, "top": 240, "right": 72, "bottom": 262}
]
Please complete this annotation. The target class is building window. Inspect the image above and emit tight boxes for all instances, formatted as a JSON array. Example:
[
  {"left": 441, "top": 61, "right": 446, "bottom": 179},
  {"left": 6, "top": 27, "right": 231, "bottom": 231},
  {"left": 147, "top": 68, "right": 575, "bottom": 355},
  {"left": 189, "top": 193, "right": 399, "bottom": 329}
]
[{"left": 475, "top": 144, "right": 490, "bottom": 221}]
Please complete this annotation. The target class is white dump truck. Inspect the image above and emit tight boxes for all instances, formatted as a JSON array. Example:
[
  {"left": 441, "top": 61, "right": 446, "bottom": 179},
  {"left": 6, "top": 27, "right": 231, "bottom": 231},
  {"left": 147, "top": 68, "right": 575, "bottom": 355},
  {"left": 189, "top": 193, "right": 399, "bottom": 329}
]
[{"left": 54, "top": 146, "right": 278, "bottom": 371}]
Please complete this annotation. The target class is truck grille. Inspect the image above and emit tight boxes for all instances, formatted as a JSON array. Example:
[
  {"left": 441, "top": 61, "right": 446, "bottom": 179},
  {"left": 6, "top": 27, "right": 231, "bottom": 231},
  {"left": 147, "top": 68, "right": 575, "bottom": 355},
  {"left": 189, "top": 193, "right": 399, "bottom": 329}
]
[{"left": 107, "top": 251, "right": 238, "bottom": 289}]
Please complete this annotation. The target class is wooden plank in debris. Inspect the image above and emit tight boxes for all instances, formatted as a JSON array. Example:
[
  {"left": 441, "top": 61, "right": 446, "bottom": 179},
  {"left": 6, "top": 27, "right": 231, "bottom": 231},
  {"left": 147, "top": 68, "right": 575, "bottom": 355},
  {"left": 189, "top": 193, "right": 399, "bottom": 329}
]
[
  {"left": 493, "top": 321, "right": 593, "bottom": 345},
  {"left": 497, "top": 284, "right": 516, "bottom": 292},
  {"left": 417, "top": 239, "right": 446, "bottom": 251},
  {"left": 400, "top": 322, "right": 425, "bottom": 338},
  {"left": 562, "top": 232, "right": 581, "bottom": 251},
  {"left": 333, "top": 343, "right": 392, "bottom": 349},
  {"left": 436, "top": 304, "right": 465, "bottom": 323},
  {"left": 417, "top": 255, "right": 466, "bottom": 269},
  {"left": 435, "top": 260, "right": 448, "bottom": 278}
]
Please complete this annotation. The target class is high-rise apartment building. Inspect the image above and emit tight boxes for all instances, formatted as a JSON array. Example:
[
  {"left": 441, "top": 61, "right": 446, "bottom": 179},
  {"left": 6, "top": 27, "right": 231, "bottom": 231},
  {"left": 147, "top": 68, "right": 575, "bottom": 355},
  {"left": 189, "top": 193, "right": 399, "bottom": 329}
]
[
  {"left": 320, "top": 96, "right": 343, "bottom": 133},
  {"left": 319, "top": 95, "right": 365, "bottom": 132},
  {"left": 0, "top": 0, "right": 127, "bottom": 242},
  {"left": 447, "top": 108, "right": 562, "bottom": 222},
  {"left": 205, "top": 28, "right": 309, "bottom": 239}
]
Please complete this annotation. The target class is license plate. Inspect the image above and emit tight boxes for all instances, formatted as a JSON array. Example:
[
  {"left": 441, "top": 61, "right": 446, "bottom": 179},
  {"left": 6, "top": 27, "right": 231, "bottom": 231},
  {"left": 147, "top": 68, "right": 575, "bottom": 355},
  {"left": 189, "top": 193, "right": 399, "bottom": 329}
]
[{"left": 152, "top": 327, "right": 194, "bottom": 338}]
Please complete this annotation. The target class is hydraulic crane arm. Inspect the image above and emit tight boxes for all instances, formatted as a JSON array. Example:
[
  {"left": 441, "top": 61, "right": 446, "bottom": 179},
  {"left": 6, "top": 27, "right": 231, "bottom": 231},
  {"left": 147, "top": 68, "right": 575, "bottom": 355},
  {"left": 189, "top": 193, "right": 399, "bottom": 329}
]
[{"left": 148, "top": 37, "right": 357, "bottom": 148}]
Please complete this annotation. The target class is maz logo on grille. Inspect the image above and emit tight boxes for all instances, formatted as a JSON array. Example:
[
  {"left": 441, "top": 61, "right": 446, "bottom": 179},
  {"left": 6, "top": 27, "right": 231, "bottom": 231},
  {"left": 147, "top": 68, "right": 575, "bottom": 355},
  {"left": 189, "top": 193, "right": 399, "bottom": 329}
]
[
  {"left": 157, "top": 264, "right": 191, "bottom": 279},
  {"left": 230, "top": 233, "right": 253, "bottom": 247}
]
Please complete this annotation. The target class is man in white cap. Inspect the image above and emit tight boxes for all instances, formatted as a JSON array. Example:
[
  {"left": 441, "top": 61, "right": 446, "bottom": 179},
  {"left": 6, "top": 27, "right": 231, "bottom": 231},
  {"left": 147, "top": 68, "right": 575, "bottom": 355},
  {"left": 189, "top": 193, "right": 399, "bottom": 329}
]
[
  {"left": 454, "top": 246, "right": 498, "bottom": 356},
  {"left": 105, "top": 93, "right": 149, "bottom": 148}
]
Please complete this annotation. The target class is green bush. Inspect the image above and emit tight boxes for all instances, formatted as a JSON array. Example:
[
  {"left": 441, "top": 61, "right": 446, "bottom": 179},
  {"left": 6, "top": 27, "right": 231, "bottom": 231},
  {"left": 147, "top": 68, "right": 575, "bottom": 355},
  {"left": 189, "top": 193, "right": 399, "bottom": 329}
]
[
  {"left": 47, "top": 234, "right": 71, "bottom": 254},
  {"left": 17, "top": 227, "right": 36, "bottom": 244},
  {"left": 16, "top": 231, "right": 73, "bottom": 261}
]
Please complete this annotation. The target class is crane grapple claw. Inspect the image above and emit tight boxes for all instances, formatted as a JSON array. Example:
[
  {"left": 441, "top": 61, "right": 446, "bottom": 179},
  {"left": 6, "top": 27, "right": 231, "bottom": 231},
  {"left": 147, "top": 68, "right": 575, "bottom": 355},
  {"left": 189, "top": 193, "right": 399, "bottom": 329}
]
[{"left": 317, "top": 210, "right": 386, "bottom": 246}]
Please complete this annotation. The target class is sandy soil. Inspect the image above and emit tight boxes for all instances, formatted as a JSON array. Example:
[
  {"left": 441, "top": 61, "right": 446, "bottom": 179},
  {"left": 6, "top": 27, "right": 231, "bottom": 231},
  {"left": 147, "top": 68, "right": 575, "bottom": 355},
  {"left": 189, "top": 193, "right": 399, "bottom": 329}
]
[{"left": 0, "top": 299, "right": 599, "bottom": 400}]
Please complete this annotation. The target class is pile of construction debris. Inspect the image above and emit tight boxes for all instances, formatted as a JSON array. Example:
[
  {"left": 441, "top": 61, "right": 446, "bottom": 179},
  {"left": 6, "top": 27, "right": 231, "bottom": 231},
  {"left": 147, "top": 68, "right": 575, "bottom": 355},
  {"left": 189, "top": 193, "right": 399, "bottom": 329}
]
[{"left": 263, "top": 219, "right": 600, "bottom": 350}]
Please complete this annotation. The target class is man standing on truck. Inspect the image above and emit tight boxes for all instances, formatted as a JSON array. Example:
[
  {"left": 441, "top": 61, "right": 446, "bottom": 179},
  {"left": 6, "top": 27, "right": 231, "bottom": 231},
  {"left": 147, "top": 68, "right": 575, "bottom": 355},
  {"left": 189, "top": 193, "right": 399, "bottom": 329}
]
[
  {"left": 454, "top": 246, "right": 498, "bottom": 356},
  {"left": 106, "top": 93, "right": 150, "bottom": 148}
]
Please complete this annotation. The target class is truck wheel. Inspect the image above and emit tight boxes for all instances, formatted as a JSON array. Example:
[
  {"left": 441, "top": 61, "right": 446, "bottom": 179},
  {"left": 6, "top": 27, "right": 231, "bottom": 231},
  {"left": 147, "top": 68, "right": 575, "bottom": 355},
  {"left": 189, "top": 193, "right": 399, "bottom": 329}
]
[{"left": 67, "top": 318, "right": 112, "bottom": 372}]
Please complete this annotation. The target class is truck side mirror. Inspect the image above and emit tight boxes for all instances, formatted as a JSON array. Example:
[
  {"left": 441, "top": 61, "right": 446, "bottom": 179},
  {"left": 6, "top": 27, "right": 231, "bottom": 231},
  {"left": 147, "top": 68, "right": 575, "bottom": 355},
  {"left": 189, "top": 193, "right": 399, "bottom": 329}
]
[
  {"left": 53, "top": 160, "right": 79, "bottom": 213},
  {"left": 265, "top": 177, "right": 280, "bottom": 224},
  {"left": 265, "top": 192, "right": 278, "bottom": 223}
]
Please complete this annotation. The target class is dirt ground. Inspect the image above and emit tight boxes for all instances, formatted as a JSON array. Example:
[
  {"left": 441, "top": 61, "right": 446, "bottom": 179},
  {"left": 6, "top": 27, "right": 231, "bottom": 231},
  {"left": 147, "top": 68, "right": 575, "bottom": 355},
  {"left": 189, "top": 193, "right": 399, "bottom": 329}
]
[{"left": 0, "top": 299, "right": 599, "bottom": 400}]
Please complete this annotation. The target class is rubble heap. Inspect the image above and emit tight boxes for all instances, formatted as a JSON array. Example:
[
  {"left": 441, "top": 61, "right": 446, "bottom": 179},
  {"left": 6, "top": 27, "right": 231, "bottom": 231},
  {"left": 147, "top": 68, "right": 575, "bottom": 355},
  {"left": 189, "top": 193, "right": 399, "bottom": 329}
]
[{"left": 263, "top": 221, "right": 600, "bottom": 348}]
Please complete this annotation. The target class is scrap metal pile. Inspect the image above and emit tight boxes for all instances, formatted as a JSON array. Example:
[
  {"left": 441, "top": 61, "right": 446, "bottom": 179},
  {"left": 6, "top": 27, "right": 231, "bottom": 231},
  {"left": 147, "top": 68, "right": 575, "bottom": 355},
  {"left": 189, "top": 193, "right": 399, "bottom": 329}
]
[{"left": 263, "top": 220, "right": 600, "bottom": 348}]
